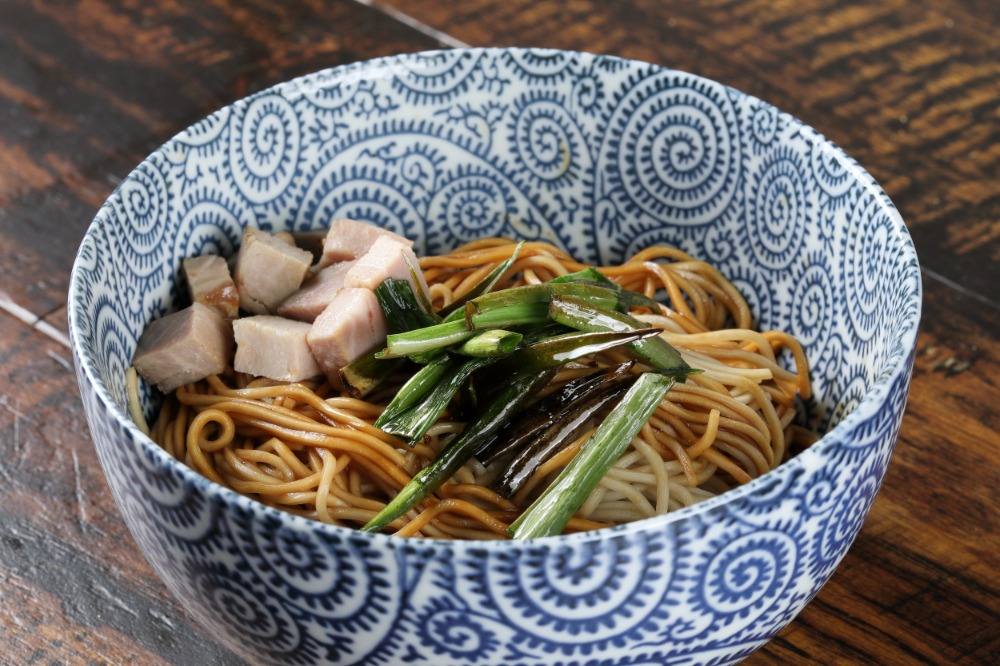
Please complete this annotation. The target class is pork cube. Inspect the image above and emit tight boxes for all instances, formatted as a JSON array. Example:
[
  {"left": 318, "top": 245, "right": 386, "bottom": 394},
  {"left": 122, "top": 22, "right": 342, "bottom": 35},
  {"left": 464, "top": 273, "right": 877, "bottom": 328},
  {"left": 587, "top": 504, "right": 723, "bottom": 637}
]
[
  {"left": 278, "top": 261, "right": 354, "bottom": 323},
  {"left": 319, "top": 218, "right": 413, "bottom": 267},
  {"left": 344, "top": 236, "right": 431, "bottom": 298},
  {"left": 277, "top": 260, "right": 356, "bottom": 323},
  {"left": 233, "top": 227, "right": 313, "bottom": 315},
  {"left": 233, "top": 316, "right": 321, "bottom": 382},
  {"left": 133, "top": 303, "right": 233, "bottom": 393},
  {"left": 183, "top": 255, "right": 239, "bottom": 319},
  {"left": 307, "top": 288, "right": 388, "bottom": 382}
]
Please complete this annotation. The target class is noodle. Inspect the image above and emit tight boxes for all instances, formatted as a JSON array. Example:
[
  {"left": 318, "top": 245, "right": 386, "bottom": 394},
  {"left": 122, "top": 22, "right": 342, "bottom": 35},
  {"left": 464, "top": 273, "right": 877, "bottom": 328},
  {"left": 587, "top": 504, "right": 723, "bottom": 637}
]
[{"left": 131, "top": 238, "right": 813, "bottom": 538}]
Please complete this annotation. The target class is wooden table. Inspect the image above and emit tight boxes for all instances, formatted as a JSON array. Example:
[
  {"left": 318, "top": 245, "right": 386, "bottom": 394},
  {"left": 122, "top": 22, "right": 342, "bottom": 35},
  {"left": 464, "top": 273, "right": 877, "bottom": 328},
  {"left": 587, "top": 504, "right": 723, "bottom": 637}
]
[{"left": 1, "top": 1, "right": 996, "bottom": 664}]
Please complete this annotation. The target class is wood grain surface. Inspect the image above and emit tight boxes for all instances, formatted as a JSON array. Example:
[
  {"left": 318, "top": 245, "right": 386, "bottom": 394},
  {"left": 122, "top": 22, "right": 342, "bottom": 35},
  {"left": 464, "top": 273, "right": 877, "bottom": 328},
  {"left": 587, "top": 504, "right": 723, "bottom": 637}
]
[{"left": 0, "top": 1, "right": 996, "bottom": 664}]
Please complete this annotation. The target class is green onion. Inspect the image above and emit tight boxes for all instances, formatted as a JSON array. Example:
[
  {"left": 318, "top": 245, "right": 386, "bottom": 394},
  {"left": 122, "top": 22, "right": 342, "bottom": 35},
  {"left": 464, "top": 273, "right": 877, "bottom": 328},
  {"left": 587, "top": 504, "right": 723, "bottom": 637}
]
[
  {"left": 455, "top": 329, "right": 523, "bottom": 357},
  {"left": 437, "top": 241, "right": 524, "bottom": 317},
  {"left": 476, "top": 361, "right": 634, "bottom": 467},
  {"left": 362, "top": 367, "right": 558, "bottom": 533},
  {"left": 374, "top": 354, "right": 452, "bottom": 428},
  {"left": 338, "top": 351, "right": 402, "bottom": 398},
  {"left": 464, "top": 301, "right": 551, "bottom": 330},
  {"left": 375, "top": 278, "right": 438, "bottom": 332},
  {"left": 402, "top": 251, "right": 438, "bottom": 320},
  {"left": 549, "top": 268, "right": 662, "bottom": 312},
  {"left": 549, "top": 295, "right": 691, "bottom": 376},
  {"left": 377, "top": 355, "right": 494, "bottom": 444},
  {"left": 462, "top": 282, "right": 651, "bottom": 329},
  {"left": 493, "top": 376, "right": 636, "bottom": 498},
  {"left": 376, "top": 320, "right": 477, "bottom": 359},
  {"left": 508, "top": 371, "right": 676, "bottom": 539},
  {"left": 465, "top": 284, "right": 551, "bottom": 311},
  {"left": 489, "top": 328, "right": 662, "bottom": 378},
  {"left": 548, "top": 267, "right": 615, "bottom": 286},
  {"left": 363, "top": 328, "right": 660, "bottom": 532}
]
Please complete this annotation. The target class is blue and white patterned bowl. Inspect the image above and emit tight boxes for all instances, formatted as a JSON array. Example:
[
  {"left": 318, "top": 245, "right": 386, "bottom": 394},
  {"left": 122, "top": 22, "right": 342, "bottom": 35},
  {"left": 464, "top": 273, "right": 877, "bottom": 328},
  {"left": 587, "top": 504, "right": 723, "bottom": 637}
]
[{"left": 69, "top": 49, "right": 920, "bottom": 666}]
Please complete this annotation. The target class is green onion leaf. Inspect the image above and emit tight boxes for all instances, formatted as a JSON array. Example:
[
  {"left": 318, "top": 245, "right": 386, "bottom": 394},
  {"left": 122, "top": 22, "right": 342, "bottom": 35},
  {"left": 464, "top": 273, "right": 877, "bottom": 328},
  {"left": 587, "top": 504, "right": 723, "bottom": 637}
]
[
  {"left": 508, "top": 371, "right": 675, "bottom": 539},
  {"left": 549, "top": 295, "right": 691, "bottom": 376},
  {"left": 455, "top": 329, "right": 523, "bottom": 357}
]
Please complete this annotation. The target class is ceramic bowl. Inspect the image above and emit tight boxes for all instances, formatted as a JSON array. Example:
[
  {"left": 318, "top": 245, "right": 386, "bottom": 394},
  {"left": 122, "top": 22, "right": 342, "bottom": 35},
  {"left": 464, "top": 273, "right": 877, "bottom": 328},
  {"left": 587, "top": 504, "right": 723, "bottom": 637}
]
[{"left": 69, "top": 48, "right": 920, "bottom": 666}]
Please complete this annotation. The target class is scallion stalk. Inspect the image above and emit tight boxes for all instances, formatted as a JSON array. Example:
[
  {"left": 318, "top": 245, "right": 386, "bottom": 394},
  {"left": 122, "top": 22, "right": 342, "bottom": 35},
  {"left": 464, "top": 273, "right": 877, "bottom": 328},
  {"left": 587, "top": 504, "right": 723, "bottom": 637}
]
[
  {"left": 339, "top": 351, "right": 402, "bottom": 398},
  {"left": 374, "top": 354, "right": 452, "bottom": 428},
  {"left": 476, "top": 361, "right": 634, "bottom": 467},
  {"left": 464, "top": 301, "right": 551, "bottom": 330},
  {"left": 375, "top": 278, "right": 439, "bottom": 332},
  {"left": 362, "top": 367, "right": 558, "bottom": 533},
  {"left": 377, "top": 355, "right": 494, "bottom": 444},
  {"left": 493, "top": 376, "right": 636, "bottom": 498},
  {"left": 508, "top": 371, "right": 675, "bottom": 539},
  {"left": 437, "top": 241, "right": 524, "bottom": 317},
  {"left": 403, "top": 251, "right": 438, "bottom": 320},
  {"left": 549, "top": 295, "right": 691, "bottom": 376},
  {"left": 376, "top": 320, "right": 477, "bottom": 359},
  {"left": 548, "top": 268, "right": 662, "bottom": 311},
  {"left": 455, "top": 329, "right": 523, "bottom": 357},
  {"left": 363, "top": 328, "right": 660, "bottom": 532}
]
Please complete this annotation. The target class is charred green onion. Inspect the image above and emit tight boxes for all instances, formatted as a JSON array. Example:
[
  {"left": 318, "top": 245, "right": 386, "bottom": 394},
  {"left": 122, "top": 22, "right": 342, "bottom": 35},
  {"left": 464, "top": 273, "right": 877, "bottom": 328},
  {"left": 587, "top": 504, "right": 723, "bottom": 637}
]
[
  {"left": 362, "top": 367, "right": 557, "bottom": 534},
  {"left": 362, "top": 328, "right": 661, "bottom": 533},
  {"left": 549, "top": 268, "right": 662, "bottom": 311},
  {"left": 549, "top": 295, "right": 691, "bottom": 376},
  {"left": 339, "top": 351, "right": 402, "bottom": 398},
  {"left": 464, "top": 301, "right": 552, "bottom": 330},
  {"left": 476, "top": 361, "right": 634, "bottom": 467},
  {"left": 376, "top": 355, "right": 495, "bottom": 445},
  {"left": 463, "top": 282, "right": 641, "bottom": 327},
  {"left": 403, "top": 251, "right": 437, "bottom": 319},
  {"left": 375, "top": 278, "right": 439, "bottom": 332},
  {"left": 374, "top": 354, "right": 453, "bottom": 429},
  {"left": 493, "top": 376, "right": 637, "bottom": 499},
  {"left": 508, "top": 371, "right": 676, "bottom": 539}
]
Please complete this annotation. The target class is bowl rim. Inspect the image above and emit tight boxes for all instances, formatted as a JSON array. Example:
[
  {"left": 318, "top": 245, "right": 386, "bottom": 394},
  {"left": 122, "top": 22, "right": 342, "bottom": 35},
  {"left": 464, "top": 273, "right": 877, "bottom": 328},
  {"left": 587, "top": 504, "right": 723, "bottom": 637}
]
[{"left": 68, "top": 46, "right": 922, "bottom": 549}]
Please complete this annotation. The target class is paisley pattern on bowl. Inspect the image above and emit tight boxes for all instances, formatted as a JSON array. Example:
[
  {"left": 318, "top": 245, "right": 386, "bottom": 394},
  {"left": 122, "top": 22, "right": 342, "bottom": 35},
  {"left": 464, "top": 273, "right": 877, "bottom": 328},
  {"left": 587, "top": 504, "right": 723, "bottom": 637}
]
[{"left": 69, "top": 48, "right": 920, "bottom": 666}]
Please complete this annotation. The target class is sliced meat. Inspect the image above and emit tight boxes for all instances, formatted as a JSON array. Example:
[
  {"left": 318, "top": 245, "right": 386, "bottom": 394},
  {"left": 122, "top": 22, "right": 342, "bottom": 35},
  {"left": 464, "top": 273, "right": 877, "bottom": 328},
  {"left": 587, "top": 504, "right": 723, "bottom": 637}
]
[
  {"left": 233, "top": 227, "right": 313, "bottom": 315},
  {"left": 344, "top": 236, "right": 431, "bottom": 298},
  {"left": 133, "top": 303, "right": 233, "bottom": 393},
  {"left": 232, "top": 316, "right": 321, "bottom": 382},
  {"left": 183, "top": 255, "right": 239, "bottom": 319},
  {"left": 319, "top": 218, "right": 413, "bottom": 267},
  {"left": 276, "top": 260, "right": 356, "bottom": 323},
  {"left": 307, "top": 288, "right": 388, "bottom": 382}
]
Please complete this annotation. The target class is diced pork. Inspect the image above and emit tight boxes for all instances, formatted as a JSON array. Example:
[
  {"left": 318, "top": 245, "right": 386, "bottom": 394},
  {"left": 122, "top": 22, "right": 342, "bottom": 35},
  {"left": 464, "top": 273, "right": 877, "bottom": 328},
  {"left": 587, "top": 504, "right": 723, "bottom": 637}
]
[
  {"left": 133, "top": 303, "right": 233, "bottom": 393},
  {"left": 233, "top": 316, "right": 321, "bottom": 382},
  {"left": 233, "top": 227, "right": 313, "bottom": 315},
  {"left": 344, "top": 236, "right": 431, "bottom": 298},
  {"left": 319, "top": 218, "right": 413, "bottom": 267},
  {"left": 183, "top": 255, "right": 239, "bottom": 319},
  {"left": 307, "top": 288, "right": 388, "bottom": 382},
  {"left": 277, "top": 260, "right": 356, "bottom": 323}
]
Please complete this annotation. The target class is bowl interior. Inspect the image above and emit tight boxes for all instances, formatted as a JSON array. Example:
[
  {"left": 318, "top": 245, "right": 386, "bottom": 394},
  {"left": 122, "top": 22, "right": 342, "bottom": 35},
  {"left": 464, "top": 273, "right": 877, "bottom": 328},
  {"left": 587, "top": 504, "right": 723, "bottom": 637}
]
[{"left": 70, "top": 47, "right": 920, "bottom": 483}]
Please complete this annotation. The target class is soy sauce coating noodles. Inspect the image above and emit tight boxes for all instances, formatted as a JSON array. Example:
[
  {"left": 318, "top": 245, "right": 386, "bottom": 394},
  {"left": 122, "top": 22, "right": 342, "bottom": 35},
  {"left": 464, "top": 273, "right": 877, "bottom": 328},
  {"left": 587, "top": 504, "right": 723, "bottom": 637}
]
[{"left": 128, "top": 238, "right": 816, "bottom": 540}]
